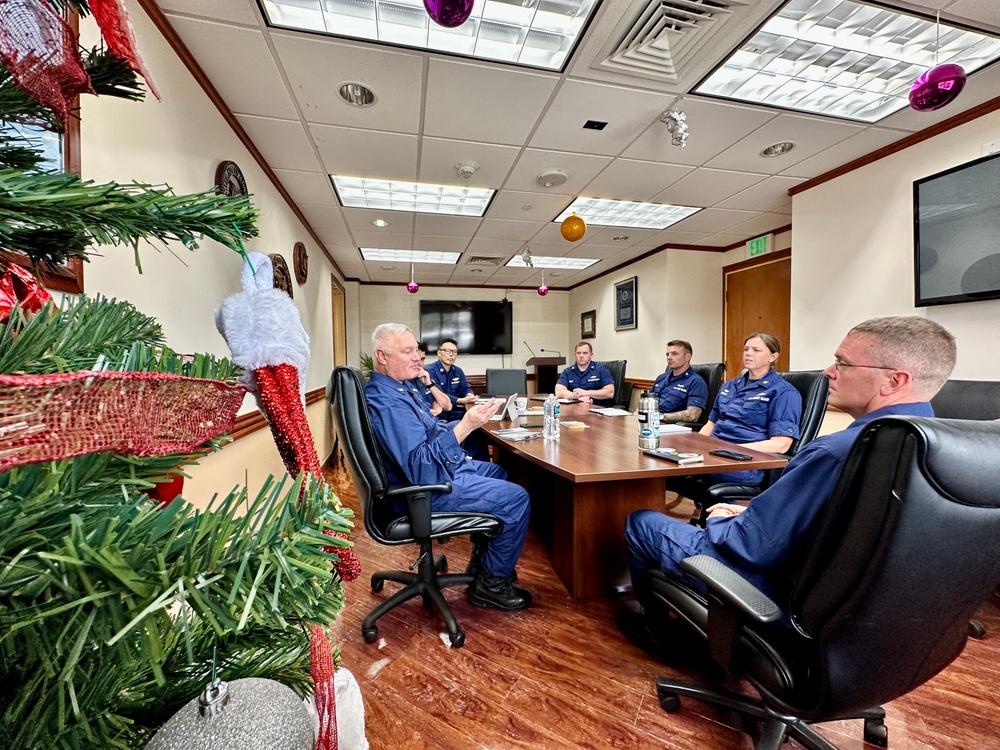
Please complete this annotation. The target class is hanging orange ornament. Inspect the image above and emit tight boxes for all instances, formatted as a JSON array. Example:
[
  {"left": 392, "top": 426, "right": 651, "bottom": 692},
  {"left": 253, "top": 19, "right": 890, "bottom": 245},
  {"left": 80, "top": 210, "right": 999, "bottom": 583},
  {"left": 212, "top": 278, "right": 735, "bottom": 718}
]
[{"left": 560, "top": 212, "right": 586, "bottom": 242}]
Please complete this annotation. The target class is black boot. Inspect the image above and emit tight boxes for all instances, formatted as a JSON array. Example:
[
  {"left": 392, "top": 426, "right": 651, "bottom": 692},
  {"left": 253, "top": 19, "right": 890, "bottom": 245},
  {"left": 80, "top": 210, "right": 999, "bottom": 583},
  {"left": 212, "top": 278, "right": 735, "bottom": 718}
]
[{"left": 468, "top": 570, "right": 532, "bottom": 611}]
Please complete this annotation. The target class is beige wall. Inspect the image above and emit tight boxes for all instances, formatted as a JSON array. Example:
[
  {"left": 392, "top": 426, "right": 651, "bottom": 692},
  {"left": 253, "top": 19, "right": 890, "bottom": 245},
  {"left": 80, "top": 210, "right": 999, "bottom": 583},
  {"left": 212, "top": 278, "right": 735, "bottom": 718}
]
[
  {"left": 77, "top": 7, "right": 340, "bottom": 502},
  {"left": 791, "top": 109, "right": 1000, "bottom": 378}
]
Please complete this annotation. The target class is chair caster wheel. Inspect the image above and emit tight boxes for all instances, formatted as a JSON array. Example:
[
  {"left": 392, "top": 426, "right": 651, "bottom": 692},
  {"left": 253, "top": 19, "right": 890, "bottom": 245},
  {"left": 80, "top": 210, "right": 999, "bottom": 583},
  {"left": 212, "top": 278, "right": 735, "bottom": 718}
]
[
  {"left": 436, "top": 556, "right": 448, "bottom": 573},
  {"left": 371, "top": 576, "right": 384, "bottom": 592},
  {"left": 657, "top": 691, "right": 681, "bottom": 713},
  {"left": 449, "top": 630, "right": 466, "bottom": 648},
  {"left": 969, "top": 618, "right": 987, "bottom": 638},
  {"left": 362, "top": 626, "right": 378, "bottom": 644},
  {"left": 864, "top": 717, "right": 888, "bottom": 747},
  {"left": 421, "top": 594, "right": 432, "bottom": 608}
]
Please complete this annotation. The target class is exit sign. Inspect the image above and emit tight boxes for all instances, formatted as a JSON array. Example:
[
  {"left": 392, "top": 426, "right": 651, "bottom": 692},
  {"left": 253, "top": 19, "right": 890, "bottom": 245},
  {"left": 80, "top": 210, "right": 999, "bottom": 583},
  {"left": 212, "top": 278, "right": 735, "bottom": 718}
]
[{"left": 746, "top": 234, "right": 773, "bottom": 259}]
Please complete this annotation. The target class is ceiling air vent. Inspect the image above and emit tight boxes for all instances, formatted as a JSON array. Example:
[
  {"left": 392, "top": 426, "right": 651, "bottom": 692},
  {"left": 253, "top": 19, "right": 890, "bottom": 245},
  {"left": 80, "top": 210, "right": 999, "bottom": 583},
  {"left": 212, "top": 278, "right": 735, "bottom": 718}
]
[
  {"left": 601, "top": 0, "right": 745, "bottom": 83},
  {"left": 467, "top": 256, "right": 505, "bottom": 266}
]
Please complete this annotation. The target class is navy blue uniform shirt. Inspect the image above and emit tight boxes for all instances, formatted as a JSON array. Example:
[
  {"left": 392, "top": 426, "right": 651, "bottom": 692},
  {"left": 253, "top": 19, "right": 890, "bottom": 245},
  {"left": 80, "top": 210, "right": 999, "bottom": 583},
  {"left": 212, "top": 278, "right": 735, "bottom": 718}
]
[
  {"left": 425, "top": 360, "right": 472, "bottom": 421},
  {"left": 557, "top": 361, "right": 615, "bottom": 406},
  {"left": 650, "top": 367, "right": 708, "bottom": 414}
]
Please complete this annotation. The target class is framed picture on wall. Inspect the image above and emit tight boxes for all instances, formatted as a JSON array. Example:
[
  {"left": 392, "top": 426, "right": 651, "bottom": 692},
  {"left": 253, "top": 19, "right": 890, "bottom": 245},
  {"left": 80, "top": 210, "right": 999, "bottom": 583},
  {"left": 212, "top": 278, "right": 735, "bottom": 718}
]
[
  {"left": 614, "top": 276, "right": 637, "bottom": 331},
  {"left": 581, "top": 309, "right": 596, "bottom": 339}
]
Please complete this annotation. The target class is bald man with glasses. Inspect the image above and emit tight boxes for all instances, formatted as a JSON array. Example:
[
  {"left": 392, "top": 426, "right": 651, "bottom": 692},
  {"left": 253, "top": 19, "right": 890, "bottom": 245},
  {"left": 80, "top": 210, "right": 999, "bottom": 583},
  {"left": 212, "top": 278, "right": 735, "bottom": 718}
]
[{"left": 426, "top": 338, "right": 477, "bottom": 422}]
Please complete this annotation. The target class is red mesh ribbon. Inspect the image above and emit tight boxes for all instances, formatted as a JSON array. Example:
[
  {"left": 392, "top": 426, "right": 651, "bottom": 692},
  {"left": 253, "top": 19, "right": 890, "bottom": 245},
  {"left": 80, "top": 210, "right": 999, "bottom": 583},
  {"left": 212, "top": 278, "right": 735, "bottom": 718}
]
[
  {"left": 309, "top": 625, "right": 338, "bottom": 750},
  {"left": 0, "top": 370, "right": 247, "bottom": 472},
  {"left": 0, "top": 260, "right": 51, "bottom": 324},
  {"left": 255, "top": 363, "right": 361, "bottom": 582},
  {"left": 90, "top": 0, "right": 160, "bottom": 100},
  {"left": 0, "top": 0, "right": 93, "bottom": 127}
]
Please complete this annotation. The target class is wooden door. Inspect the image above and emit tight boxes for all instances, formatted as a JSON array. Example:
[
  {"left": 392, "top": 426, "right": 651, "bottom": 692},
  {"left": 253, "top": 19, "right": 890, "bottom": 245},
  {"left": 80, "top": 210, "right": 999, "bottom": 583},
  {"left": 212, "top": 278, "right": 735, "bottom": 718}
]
[
  {"left": 331, "top": 276, "right": 347, "bottom": 367},
  {"left": 723, "top": 252, "right": 791, "bottom": 378}
]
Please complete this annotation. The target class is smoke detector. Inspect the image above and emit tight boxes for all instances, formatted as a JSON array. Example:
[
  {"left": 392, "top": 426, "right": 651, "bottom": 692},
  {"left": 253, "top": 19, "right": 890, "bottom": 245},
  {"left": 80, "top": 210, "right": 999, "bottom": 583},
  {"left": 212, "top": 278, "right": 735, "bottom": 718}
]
[
  {"left": 536, "top": 168, "right": 568, "bottom": 188},
  {"left": 455, "top": 161, "right": 479, "bottom": 179}
]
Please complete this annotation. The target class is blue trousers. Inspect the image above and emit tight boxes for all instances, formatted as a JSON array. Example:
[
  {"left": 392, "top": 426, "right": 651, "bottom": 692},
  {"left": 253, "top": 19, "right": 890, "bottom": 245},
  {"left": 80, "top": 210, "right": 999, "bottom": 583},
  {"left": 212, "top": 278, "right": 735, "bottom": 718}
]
[
  {"left": 434, "top": 461, "right": 529, "bottom": 578},
  {"left": 625, "top": 509, "right": 709, "bottom": 606}
]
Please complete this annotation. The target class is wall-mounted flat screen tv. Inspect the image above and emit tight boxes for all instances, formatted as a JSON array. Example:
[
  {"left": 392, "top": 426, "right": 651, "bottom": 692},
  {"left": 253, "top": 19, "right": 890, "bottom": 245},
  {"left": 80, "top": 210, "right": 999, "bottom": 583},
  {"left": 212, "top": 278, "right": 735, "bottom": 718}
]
[
  {"left": 420, "top": 300, "right": 513, "bottom": 355},
  {"left": 914, "top": 151, "right": 1000, "bottom": 307}
]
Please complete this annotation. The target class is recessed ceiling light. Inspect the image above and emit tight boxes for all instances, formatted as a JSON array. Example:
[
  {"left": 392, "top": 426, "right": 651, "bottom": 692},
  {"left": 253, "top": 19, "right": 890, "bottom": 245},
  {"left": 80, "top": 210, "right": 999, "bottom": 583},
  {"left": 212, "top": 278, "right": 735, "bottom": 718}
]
[
  {"left": 361, "top": 248, "right": 460, "bottom": 264},
  {"left": 760, "top": 141, "right": 796, "bottom": 157},
  {"left": 556, "top": 198, "right": 700, "bottom": 230},
  {"left": 583, "top": 120, "right": 608, "bottom": 130},
  {"left": 371, "top": 218, "right": 390, "bottom": 227},
  {"left": 469, "top": 268, "right": 483, "bottom": 274},
  {"left": 695, "top": 0, "right": 1000, "bottom": 123},
  {"left": 612, "top": 235, "right": 630, "bottom": 242},
  {"left": 550, "top": 272, "right": 563, "bottom": 277},
  {"left": 332, "top": 176, "right": 495, "bottom": 217},
  {"left": 506, "top": 255, "right": 598, "bottom": 270},
  {"left": 260, "top": 0, "right": 601, "bottom": 72},
  {"left": 338, "top": 82, "right": 376, "bottom": 107},
  {"left": 521, "top": 205, "right": 533, "bottom": 211},
  {"left": 380, "top": 264, "right": 396, "bottom": 270}
]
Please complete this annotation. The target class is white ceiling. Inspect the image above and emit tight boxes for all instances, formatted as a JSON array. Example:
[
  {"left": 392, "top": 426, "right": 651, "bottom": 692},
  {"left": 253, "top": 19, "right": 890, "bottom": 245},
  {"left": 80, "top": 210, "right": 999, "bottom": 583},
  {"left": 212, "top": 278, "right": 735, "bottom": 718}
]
[{"left": 152, "top": 0, "right": 1000, "bottom": 289}]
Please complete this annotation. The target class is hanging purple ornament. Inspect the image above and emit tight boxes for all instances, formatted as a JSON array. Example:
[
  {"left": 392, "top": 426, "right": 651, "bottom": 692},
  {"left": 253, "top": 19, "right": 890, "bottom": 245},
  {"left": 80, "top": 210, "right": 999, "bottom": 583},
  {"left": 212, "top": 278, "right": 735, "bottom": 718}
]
[
  {"left": 407, "top": 280, "right": 419, "bottom": 294},
  {"left": 423, "top": 0, "right": 474, "bottom": 28},
  {"left": 909, "top": 63, "right": 967, "bottom": 112},
  {"left": 537, "top": 283, "right": 548, "bottom": 296}
]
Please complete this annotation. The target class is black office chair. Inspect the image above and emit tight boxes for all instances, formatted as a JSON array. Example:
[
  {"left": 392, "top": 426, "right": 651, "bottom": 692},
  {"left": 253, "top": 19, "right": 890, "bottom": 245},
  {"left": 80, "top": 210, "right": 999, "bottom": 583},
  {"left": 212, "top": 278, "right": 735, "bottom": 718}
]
[
  {"left": 596, "top": 359, "right": 626, "bottom": 404},
  {"left": 668, "top": 370, "right": 830, "bottom": 524},
  {"left": 328, "top": 366, "right": 502, "bottom": 647},
  {"left": 678, "top": 362, "right": 725, "bottom": 429},
  {"left": 484, "top": 368, "right": 527, "bottom": 395},
  {"left": 615, "top": 381, "right": 635, "bottom": 410},
  {"left": 647, "top": 416, "right": 1000, "bottom": 750}
]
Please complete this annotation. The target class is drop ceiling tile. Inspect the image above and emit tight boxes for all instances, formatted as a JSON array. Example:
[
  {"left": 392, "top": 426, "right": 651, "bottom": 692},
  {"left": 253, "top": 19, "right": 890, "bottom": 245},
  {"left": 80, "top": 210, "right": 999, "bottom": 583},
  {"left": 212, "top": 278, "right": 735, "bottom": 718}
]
[
  {"left": 779, "top": 127, "right": 908, "bottom": 179},
  {"left": 418, "top": 138, "right": 521, "bottom": 187},
  {"left": 464, "top": 238, "right": 525, "bottom": 257},
  {"left": 949, "top": 0, "right": 1000, "bottom": 30},
  {"left": 530, "top": 223, "right": 576, "bottom": 244},
  {"left": 314, "top": 227, "right": 355, "bottom": 246},
  {"left": 504, "top": 149, "right": 612, "bottom": 194},
  {"left": 235, "top": 115, "right": 318, "bottom": 172},
  {"left": 705, "top": 114, "right": 864, "bottom": 173},
  {"left": 352, "top": 231, "right": 413, "bottom": 249},
  {"left": 161, "top": 0, "right": 258, "bottom": 24},
  {"left": 411, "top": 235, "right": 471, "bottom": 253},
  {"left": 523, "top": 241, "right": 577, "bottom": 257},
  {"left": 298, "top": 203, "right": 347, "bottom": 229},
  {"left": 476, "top": 219, "right": 547, "bottom": 241},
  {"left": 273, "top": 169, "right": 339, "bottom": 206},
  {"left": 692, "top": 234, "right": 747, "bottom": 247},
  {"left": 342, "top": 207, "right": 414, "bottom": 235},
  {"left": 668, "top": 208, "right": 759, "bottom": 234},
  {"left": 164, "top": 17, "right": 295, "bottom": 118},
  {"left": 486, "top": 190, "right": 574, "bottom": 222},
  {"left": 582, "top": 227, "right": 660, "bottom": 247},
  {"left": 653, "top": 168, "right": 768, "bottom": 208},
  {"left": 624, "top": 97, "right": 779, "bottom": 167},
  {"left": 636, "top": 229, "right": 714, "bottom": 248},
  {"left": 271, "top": 33, "right": 424, "bottom": 133},
  {"left": 424, "top": 59, "right": 559, "bottom": 145},
  {"left": 413, "top": 214, "right": 482, "bottom": 238},
  {"left": 333, "top": 256, "right": 369, "bottom": 281},
  {"left": 582, "top": 159, "right": 694, "bottom": 202},
  {"left": 529, "top": 80, "right": 675, "bottom": 156},
  {"left": 725, "top": 213, "right": 791, "bottom": 238},
  {"left": 311, "top": 124, "right": 418, "bottom": 180},
  {"left": 715, "top": 176, "right": 805, "bottom": 212}
]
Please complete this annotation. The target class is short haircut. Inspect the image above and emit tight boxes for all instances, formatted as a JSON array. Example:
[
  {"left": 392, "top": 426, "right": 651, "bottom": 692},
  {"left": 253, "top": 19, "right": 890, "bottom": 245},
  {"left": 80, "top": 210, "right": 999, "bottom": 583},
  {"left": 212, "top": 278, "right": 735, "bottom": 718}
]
[
  {"left": 848, "top": 316, "right": 956, "bottom": 399},
  {"left": 416, "top": 341, "right": 426, "bottom": 353},
  {"left": 574, "top": 341, "right": 593, "bottom": 353},
  {"left": 440, "top": 337, "right": 458, "bottom": 348},
  {"left": 667, "top": 339, "right": 693, "bottom": 356},
  {"left": 372, "top": 323, "right": 412, "bottom": 355},
  {"left": 745, "top": 331, "right": 781, "bottom": 355}
]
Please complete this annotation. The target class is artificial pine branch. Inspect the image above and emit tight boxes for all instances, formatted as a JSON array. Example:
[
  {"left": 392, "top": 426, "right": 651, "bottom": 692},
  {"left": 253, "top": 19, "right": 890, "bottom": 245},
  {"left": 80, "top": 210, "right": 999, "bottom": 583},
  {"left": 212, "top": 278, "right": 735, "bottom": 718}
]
[{"left": 83, "top": 47, "right": 146, "bottom": 101}]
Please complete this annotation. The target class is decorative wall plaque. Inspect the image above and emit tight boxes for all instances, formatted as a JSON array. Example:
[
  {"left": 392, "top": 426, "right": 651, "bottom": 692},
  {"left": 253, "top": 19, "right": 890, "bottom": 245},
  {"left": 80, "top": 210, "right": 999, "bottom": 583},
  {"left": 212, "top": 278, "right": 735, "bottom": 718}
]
[
  {"left": 269, "top": 253, "right": 293, "bottom": 298},
  {"left": 293, "top": 242, "right": 308, "bottom": 285},
  {"left": 215, "top": 160, "right": 248, "bottom": 197}
]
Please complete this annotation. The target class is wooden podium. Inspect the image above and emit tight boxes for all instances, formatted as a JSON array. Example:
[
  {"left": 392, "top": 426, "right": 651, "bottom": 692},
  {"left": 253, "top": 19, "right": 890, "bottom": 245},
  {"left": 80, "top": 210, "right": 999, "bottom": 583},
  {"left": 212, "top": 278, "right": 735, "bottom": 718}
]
[{"left": 527, "top": 356, "right": 565, "bottom": 394}]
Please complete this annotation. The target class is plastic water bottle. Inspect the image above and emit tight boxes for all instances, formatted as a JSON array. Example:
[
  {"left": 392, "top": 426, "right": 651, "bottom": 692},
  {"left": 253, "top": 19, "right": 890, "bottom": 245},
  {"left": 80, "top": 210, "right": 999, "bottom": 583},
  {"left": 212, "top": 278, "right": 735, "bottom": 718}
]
[
  {"left": 543, "top": 394, "right": 561, "bottom": 440},
  {"left": 637, "top": 390, "right": 660, "bottom": 450}
]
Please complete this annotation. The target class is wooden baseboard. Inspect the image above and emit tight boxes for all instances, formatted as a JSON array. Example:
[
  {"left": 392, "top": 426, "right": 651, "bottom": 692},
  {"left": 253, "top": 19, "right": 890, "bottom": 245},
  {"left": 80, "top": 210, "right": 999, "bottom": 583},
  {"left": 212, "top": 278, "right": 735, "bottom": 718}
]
[{"left": 229, "top": 386, "right": 326, "bottom": 441}]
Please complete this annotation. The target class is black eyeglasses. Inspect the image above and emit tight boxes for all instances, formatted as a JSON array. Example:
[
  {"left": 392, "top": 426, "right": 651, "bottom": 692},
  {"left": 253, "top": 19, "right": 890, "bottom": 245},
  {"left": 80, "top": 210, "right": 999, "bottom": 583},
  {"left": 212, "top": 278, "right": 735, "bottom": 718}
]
[
  {"left": 438, "top": 348, "right": 458, "bottom": 355},
  {"left": 832, "top": 360, "right": 897, "bottom": 371}
]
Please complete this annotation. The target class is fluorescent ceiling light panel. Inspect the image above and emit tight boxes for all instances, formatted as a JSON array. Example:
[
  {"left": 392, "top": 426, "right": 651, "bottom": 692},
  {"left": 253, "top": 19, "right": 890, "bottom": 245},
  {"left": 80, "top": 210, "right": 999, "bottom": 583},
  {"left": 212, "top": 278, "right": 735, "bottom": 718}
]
[
  {"left": 556, "top": 198, "right": 701, "bottom": 230},
  {"left": 261, "top": 0, "right": 600, "bottom": 71},
  {"left": 360, "top": 248, "right": 461, "bottom": 264},
  {"left": 695, "top": 0, "right": 1000, "bottom": 123},
  {"left": 332, "top": 176, "right": 494, "bottom": 216},
  {"left": 505, "top": 255, "right": 598, "bottom": 269}
]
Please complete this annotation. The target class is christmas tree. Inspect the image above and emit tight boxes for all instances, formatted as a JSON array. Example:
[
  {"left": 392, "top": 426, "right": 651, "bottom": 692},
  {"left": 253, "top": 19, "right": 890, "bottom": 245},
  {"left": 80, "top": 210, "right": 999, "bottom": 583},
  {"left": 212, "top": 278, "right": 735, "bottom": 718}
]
[{"left": 0, "top": 3, "right": 352, "bottom": 748}]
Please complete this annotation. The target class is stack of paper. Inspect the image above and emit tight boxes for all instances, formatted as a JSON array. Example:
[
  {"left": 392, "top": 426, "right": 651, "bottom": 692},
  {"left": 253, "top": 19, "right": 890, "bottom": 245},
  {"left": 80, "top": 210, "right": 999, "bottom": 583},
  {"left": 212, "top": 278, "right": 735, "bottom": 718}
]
[{"left": 589, "top": 407, "right": 632, "bottom": 417}]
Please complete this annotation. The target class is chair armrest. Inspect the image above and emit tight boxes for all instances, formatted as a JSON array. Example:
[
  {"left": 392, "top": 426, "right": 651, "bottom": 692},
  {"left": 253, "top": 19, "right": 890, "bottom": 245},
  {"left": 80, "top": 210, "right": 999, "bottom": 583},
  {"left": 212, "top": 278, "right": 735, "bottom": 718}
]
[{"left": 387, "top": 483, "right": 452, "bottom": 539}]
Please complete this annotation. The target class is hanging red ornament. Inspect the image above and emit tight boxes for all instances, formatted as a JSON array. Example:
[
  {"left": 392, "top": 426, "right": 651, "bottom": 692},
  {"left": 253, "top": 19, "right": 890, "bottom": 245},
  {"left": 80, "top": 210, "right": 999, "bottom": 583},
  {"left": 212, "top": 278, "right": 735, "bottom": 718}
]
[
  {"left": 423, "top": 0, "right": 474, "bottom": 28},
  {"left": 560, "top": 213, "right": 586, "bottom": 242},
  {"left": 909, "top": 63, "right": 966, "bottom": 112},
  {"left": 537, "top": 270, "right": 549, "bottom": 296},
  {"left": 0, "top": 260, "right": 51, "bottom": 323},
  {"left": 407, "top": 263, "right": 419, "bottom": 294}
]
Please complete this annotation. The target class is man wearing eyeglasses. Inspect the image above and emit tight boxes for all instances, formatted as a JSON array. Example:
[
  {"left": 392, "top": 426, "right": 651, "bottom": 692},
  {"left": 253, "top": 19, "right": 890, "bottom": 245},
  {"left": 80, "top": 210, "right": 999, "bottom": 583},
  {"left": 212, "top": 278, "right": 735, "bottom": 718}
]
[
  {"left": 426, "top": 338, "right": 477, "bottom": 422},
  {"left": 619, "top": 316, "right": 956, "bottom": 656},
  {"left": 411, "top": 341, "right": 452, "bottom": 417}
]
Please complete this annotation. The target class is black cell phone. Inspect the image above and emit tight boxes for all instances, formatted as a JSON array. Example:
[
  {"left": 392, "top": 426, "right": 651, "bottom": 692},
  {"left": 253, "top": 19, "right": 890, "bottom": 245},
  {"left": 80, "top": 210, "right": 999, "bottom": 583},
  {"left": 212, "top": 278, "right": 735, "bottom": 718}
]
[{"left": 709, "top": 449, "right": 753, "bottom": 461}]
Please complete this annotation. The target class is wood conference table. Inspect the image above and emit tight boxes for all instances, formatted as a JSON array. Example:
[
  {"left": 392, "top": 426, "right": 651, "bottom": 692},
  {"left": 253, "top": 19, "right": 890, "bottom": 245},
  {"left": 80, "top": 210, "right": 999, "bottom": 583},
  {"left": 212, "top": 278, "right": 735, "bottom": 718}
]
[{"left": 482, "top": 402, "right": 787, "bottom": 599}]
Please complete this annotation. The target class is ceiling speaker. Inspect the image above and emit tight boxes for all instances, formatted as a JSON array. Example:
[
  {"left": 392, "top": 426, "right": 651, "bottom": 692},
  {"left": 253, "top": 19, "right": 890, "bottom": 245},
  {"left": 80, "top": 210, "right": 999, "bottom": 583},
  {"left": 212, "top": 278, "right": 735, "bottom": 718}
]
[{"left": 536, "top": 168, "right": 567, "bottom": 188}]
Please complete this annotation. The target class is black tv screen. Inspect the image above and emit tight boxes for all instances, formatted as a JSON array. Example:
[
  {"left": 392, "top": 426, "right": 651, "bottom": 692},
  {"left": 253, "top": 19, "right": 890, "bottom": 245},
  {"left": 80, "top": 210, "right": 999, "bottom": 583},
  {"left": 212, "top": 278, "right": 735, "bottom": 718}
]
[
  {"left": 914, "top": 151, "right": 1000, "bottom": 307},
  {"left": 420, "top": 300, "right": 513, "bottom": 355}
]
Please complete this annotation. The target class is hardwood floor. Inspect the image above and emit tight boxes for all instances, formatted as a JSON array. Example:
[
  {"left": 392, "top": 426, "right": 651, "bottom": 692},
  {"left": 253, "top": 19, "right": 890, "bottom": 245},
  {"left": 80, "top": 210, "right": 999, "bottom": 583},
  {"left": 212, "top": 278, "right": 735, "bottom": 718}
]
[{"left": 325, "top": 461, "right": 1000, "bottom": 750}]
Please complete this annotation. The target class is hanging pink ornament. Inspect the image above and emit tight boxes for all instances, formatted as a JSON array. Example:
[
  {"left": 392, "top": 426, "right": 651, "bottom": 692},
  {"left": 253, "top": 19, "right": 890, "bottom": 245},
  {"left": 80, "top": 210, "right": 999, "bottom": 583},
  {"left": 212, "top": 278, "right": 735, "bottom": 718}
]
[
  {"left": 407, "top": 280, "right": 419, "bottom": 294},
  {"left": 909, "top": 63, "right": 966, "bottom": 112},
  {"left": 537, "top": 271, "right": 548, "bottom": 296},
  {"left": 423, "top": 0, "right": 474, "bottom": 28}
]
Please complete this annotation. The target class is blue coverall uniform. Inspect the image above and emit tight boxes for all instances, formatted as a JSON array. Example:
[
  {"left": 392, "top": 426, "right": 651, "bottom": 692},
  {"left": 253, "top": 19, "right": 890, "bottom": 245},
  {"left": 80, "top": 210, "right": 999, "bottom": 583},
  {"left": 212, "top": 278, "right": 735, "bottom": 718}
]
[
  {"left": 626, "top": 402, "right": 934, "bottom": 616},
  {"left": 556, "top": 361, "right": 615, "bottom": 406},
  {"left": 649, "top": 367, "right": 708, "bottom": 415},
  {"left": 365, "top": 372, "right": 529, "bottom": 578}
]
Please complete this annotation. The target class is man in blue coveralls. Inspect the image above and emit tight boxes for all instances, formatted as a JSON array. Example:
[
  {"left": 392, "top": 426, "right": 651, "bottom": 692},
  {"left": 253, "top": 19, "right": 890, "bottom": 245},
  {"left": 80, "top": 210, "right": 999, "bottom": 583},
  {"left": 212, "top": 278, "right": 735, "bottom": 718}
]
[
  {"left": 554, "top": 342, "right": 615, "bottom": 405},
  {"left": 411, "top": 341, "right": 452, "bottom": 417},
  {"left": 425, "top": 337, "right": 477, "bottom": 421},
  {"left": 649, "top": 340, "right": 709, "bottom": 424},
  {"left": 365, "top": 323, "right": 532, "bottom": 611},
  {"left": 620, "top": 316, "right": 956, "bottom": 653}
]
